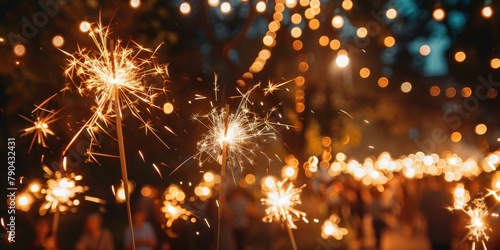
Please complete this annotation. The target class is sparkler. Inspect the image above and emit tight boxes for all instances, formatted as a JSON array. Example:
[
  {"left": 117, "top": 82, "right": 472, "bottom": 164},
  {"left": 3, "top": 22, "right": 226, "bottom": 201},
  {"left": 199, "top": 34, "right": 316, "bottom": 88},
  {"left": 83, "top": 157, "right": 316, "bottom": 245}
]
[
  {"left": 19, "top": 93, "right": 62, "bottom": 153},
  {"left": 62, "top": 20, "right": 169, "bottom": 249},
  {"left": 186, "top": 81, "right": 286, "bottom": 249},
  {"left": 321, "top": 214, "right": 348, "bottom": 240},
  {"left": 261, "top": 177, "right": 307, "bottom": 250},
  {"left": 162, "top": 184, "right": 192, "bottom": 227},
  {"left": 28, "top": 167, "right": 87, "bottom": 236},
  {"left": 450, "top": 198, "right": 491, "bottom": 250}
]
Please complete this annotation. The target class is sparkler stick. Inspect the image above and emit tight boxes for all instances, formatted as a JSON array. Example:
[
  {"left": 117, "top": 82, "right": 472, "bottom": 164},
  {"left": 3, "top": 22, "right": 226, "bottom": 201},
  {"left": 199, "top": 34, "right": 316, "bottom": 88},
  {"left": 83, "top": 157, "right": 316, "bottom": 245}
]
[
  {"left": 216, "top": 104, "right": 229, "bottom": 250},
  {"left": 286, "top": 222, "right": 298, "bottom": 250},
  {"left": 52, "top": 209, "right": 60, "bottom": 236},
  {"left": 109, "top": 38, "right": 136, "bottom": 250},
  {"left": 115, "top": 83, "right": 136, "bottom": 249}
]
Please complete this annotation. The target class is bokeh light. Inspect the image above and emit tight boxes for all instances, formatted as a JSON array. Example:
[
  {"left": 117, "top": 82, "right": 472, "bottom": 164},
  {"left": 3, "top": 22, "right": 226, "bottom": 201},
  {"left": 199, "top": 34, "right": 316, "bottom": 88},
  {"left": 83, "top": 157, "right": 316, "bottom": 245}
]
[
  {"left": 475, "top": 124, "right": 487, "bottom": 135},
  {"left": 455, "top": 51, "right": 466, "bottom": 62},
  {"left": 401, "top": 82, "right": 412, "bottom": 93}
]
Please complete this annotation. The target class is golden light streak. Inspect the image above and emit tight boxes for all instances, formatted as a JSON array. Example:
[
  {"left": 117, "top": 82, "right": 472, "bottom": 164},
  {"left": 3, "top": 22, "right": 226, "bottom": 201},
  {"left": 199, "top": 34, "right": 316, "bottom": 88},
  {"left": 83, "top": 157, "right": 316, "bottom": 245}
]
[
  {"left": 61, "top": 21, "right": 169, "bottom": 157},
  {"left": 264, "top": 78, "right": 295, "bottom": 96},
  {"left": 261, "top": 177, "right": 307, "bottom": 229},
  {"left": 19, "top": 93, "right": 62, "bottom": 153}
]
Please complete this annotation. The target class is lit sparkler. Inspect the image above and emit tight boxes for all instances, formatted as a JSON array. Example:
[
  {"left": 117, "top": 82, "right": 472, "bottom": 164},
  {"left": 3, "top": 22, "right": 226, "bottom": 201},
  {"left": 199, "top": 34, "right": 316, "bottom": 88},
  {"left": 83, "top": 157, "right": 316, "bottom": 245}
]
[
  {"left": 162, "top": 184, "right": 191, "bottom": 227},
  {"left": 27, "top": 166, "right": 87, "bottom": 236},
  {"left": 261, "top": 177, "right": 307, "bottom": 250},
  {"left": 192, "top": 84, "right": 279, "bottom": 171},
  {"left": 61, "top": 20, "right": 169, "bottom": 249},
  {"left": 19, "top": 93, "right": 62, "bottom": 153},
  {"left": 321, "top": 214, "right": 348, "bottom": 240},
  {"left": 62, "top": 21, "right": 169, "bottom": 156},
  {"left": 188, "top": 82, "right": 284, "bottom": 249},
  {"left": 450, "top": 198, "right": 491, "bottom": 250}
]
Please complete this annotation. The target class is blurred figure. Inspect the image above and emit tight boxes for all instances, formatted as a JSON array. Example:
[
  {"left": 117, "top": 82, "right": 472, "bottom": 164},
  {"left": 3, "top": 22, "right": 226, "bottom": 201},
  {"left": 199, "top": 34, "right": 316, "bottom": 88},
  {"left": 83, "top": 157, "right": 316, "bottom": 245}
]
[
  {"left": 368, "top": 188, "right": 388, "bottom": 250},
  {"left": 227, "top": 186, "right": 256, "bottom": 250},
  {"left": 124, "top": 209, "right": 158, "bottom": 250},
  {"left": 29, "top": 217, "right": 58, "bottom": 250},
  {"left": 75, "top": 213, "right": 114, "bottom": 250},
  {"left": 420, "top": 177, "right": 454, "bottom": 250}
]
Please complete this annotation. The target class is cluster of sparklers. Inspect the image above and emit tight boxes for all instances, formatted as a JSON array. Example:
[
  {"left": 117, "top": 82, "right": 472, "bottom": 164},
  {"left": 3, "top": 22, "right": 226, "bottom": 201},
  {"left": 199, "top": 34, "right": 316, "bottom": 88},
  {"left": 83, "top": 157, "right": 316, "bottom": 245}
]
[{"left": 12, "top": 16, "right": 500, "bottom": 250}]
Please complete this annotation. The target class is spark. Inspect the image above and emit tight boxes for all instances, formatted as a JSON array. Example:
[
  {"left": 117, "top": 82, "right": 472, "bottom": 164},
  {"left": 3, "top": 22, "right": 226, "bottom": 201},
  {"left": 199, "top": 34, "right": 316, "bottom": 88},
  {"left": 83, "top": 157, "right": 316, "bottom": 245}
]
[
  {"left": 213, "top": 73, "right": 219, "bottom": 101},
  {"left": 261, "top": 177, "right": 307, "bottom": 229},
  {"left": 138, "top": 150, "right": 145, "bottom": 162},
  {"left": 264, "top": 78, "right": 295, "bottom": 96},
  {"left": 153, "top": 163, "right": 162, "bottom": 179},
  {"left": 19, "top": 93, "right": 62, "bottom": 153},
  {"left": 321, "top": 214, "right": 348, "bottom": 240},
  {"left": 61, "top": 21, "right": 169, "bottom": 157},
  {"left": 339, "top": 109, "right": 353, "bottom": 119}
]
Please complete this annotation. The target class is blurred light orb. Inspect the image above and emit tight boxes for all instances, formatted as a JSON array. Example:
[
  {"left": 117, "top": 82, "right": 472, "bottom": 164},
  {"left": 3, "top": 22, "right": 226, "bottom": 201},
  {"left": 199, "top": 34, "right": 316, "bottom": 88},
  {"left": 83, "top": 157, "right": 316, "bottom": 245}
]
[
  {"left": 208, "top": 0, "right": 219, "bottom": 7},
  {"left": 445, "top": 87, "right": 456, "bottom": 98},
  {"left": 163, "top": 102, "right": 174, "bottom": 114},
  {"left": 475, "top": 124, "right": 487, "bottom": 135},
  {"left": 430, "top": 86, "right": 440, "bottom": 96},
  {"left": 285, "top": 0, "right": 297, "bottom": 8},
  {"left": 342, "top": 0, "right": 353, "bottom": 11},
  {"left": 451, "top": 132, "right": 462, "bottom": 142},
  {"left": 455, "top": 51, "right": 466, "bottom": 62},
  {"left": 461, "top": 87, "right": 472, "bottom": 97},
  {"left": 433, "top": 8, "right": 446, "bottom": 21},
  {"left": 359, "top": 68, "right": 370, "bottom": 78},
  {"left": 386, "top": 8, "right": 397, "bottom": 19},
  {"left": 419, "top": 45, "right": 431, "bottom": 56},
  {"left": 180, "top": 2, "right": 191, "bottom": 14},
  {"left": 330, "top": 39, "right": 341, "bottom": 50},
  {"left": 291, "top": 27, "right": 302, "bottom": 38},
  {"left": 130, "top": 0, "right": 141, "bottom": 8},
  {"left": 384, "top": 36, "right": 395, "bottom": 47},
  {"left": 378, "top": 77, "right": 389, "bottom": 88},
  {"left": 401, "top": 82, "right": 412, "bottom": 93},
  {"left": 52, "top": 35, "right": 64, "bottom": 48},
  {"left": 256, "top": 1, "right": 266, "bottom": 12},
  {"left": 335, "top": 51, "right": 349, "bottom": 68},
  {"left": 356, "top": 27, "right": 368, "bottom": 38},
  {"left": 319, "top": 36, "right": 329, "bottom": 46},
  {"left": 221, "top": 2, "right": 231, "bottom": 13},
  {"left": 491, "top": 58, "right": 500, "bottom": 69},
  {"left": 13, "top": 44, "right": 25, "bottom": 57},
  {"left": 482, "top": 6, "right": 493, "bottom": 18},
  {"left": 331, "top": 15, "right": 344, "bottom": 29},
  {"left": 79, "top": 21, "right": 91, "bottom": 32}
]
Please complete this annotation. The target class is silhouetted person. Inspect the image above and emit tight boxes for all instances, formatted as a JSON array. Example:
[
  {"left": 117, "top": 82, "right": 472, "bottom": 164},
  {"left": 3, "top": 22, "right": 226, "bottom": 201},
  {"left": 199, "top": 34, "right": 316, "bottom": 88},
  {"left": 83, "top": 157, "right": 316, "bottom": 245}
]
[
  {"left": 369, "top": 188, "right": 387, "bottom": 250},
  {"left": 124, "top": 209, "right": 158, "bottom": 250},
  {"left": 75, "top": 213, "right": 114, "bottom": 250},
  {"left": 29, "top": 217, "right": 58, "bottom": 250},
  {"left": 420, "top": 177, "right": 454, "bottom": 250}
]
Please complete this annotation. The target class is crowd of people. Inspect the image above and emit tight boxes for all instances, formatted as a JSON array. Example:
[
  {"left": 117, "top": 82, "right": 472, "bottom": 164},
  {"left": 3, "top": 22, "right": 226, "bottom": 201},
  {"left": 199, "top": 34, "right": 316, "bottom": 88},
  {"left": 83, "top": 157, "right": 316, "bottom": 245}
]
[{"left": 25, "top": 174, "right": 500, "bottom": 250}]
